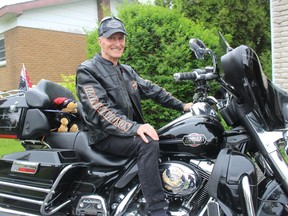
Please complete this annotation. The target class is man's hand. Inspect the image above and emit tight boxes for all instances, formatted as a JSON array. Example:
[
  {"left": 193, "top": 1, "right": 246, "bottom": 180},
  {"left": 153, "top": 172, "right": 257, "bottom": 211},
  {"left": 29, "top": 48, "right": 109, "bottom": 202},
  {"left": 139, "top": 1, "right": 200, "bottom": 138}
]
[
  {"left": 183, "top": 102, "right": 193, "bottom": 111},
  {"left": 137, "top": 124, "right": 159, "bottom": 143}
]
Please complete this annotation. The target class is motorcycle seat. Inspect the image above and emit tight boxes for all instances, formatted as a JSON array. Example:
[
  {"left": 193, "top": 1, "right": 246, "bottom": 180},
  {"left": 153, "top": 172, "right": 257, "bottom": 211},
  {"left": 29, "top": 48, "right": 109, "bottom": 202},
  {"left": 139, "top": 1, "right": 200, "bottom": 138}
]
[
  {"left": 26, "top": 80, "right": 130, "bottom": 167},
  {"left": 75, "top": 131, "right": 130, "bottom": 167},
  {"left": 45, "top": 131, "right": 129, "bottom": 167}
]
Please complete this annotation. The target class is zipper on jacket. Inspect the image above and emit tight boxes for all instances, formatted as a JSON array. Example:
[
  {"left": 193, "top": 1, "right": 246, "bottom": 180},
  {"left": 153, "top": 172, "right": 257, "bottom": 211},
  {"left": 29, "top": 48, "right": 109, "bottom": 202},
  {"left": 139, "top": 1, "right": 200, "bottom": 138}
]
[
  {"left": 118, "top": 66, "right": 145, "bottom": 123},
  {"left": 115, "top": 66, "right": 133, "bottom": 120}
]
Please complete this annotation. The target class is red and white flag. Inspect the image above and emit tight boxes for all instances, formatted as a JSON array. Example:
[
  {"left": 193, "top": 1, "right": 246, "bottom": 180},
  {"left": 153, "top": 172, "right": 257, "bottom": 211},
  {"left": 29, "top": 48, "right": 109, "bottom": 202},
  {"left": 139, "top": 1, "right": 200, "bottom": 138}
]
[{"left": 18, "top": 64, "right": 32, "bottom": 91}]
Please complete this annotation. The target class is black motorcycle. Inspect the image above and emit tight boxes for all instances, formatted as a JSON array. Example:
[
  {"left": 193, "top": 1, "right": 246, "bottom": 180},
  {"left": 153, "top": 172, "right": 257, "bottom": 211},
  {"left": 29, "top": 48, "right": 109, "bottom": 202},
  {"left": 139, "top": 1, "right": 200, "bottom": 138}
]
[
  {"left": 173, "top": 34, "right": 288, "bottom": 216},
  {"left": 0, "top": 33, "right": 287, "bottom": 216}
]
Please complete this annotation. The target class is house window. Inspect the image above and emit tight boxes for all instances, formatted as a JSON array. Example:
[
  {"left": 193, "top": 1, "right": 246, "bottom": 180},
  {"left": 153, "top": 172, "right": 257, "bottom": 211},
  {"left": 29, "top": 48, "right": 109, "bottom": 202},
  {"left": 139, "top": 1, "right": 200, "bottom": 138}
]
[{"left": 0, "top": 35, "right": 6, "bottom": 66}]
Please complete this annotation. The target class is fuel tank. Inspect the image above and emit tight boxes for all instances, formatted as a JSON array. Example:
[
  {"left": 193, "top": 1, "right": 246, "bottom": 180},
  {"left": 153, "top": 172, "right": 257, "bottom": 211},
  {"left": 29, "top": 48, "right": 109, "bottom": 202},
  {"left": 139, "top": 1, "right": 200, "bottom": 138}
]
[{"left": 158, "top": 111, "right": 224, "bottom": 157}]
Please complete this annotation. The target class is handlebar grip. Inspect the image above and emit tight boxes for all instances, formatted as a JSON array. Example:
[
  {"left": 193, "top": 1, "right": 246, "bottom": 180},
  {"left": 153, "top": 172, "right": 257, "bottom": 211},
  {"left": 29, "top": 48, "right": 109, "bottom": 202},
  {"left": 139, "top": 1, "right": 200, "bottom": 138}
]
[
  {"left": 173, "top": 71, "right": 197, "bottom": 81},
  {"left": 174, "top": 69, "right": 218, "bottom": 81},
  {"left": 198, "top": 73, "right": 219, "bottom": 81}
]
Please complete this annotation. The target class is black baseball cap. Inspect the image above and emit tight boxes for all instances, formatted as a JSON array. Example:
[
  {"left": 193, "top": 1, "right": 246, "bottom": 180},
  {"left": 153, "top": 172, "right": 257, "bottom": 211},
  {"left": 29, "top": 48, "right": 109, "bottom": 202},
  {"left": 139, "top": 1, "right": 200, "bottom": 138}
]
[{"left": 98, "top": 16, "right": 127, "bottom": 38}]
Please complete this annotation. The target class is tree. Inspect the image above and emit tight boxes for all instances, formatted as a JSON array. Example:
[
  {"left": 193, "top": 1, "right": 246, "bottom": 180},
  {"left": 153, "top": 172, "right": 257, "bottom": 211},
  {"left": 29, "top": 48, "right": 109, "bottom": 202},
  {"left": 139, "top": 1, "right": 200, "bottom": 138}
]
[{"left": 155, "top": 0, "right": 272, "bottom": 78}]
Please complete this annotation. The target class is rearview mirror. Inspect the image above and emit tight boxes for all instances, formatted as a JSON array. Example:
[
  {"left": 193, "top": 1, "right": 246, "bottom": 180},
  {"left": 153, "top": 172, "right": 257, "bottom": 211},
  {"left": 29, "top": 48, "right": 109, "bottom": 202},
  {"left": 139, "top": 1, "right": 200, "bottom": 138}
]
[{"left": 189, "top": 38, "right": 207, "bottom": 60}]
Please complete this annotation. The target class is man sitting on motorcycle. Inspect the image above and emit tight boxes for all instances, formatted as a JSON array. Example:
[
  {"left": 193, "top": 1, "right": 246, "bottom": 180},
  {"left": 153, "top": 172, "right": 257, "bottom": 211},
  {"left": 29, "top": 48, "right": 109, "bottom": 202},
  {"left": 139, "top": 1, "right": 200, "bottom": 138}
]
[{"left": 76, "top": 16, "right": 192, "bottom": 216}]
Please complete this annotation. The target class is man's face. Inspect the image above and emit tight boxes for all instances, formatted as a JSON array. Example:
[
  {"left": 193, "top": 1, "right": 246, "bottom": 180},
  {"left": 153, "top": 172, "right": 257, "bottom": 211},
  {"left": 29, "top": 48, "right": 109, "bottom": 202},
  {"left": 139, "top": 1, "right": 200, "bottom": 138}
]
[{"left": 98, "top": 32, "right": 126, "bottom": 64}]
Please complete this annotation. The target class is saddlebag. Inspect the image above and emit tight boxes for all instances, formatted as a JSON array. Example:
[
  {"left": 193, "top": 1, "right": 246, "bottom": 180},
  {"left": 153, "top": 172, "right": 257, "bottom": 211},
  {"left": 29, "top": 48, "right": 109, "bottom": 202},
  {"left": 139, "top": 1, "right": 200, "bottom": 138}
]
[{"left": 0, "top": 149, "right": 87, "bottom": 215}]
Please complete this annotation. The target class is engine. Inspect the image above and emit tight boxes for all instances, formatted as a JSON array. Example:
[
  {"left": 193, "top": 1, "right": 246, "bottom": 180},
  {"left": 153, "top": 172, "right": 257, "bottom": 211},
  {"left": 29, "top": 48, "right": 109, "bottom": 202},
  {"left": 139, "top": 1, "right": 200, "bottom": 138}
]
[
  {"left": 74, "top": 160, "right": 213, "bottom": 216},
  {"left": 159, "top": 160, "right": 213, "bottom": 214},
  {"left": 160, "top": 161, "right": 201, "bottom": 196}
]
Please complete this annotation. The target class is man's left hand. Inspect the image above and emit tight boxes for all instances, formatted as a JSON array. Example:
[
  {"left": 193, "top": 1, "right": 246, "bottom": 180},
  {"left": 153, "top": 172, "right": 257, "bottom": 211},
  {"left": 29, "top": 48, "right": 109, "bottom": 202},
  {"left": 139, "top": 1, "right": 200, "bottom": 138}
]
[{"left": 183, "top": 102, "right": 193, "bottom": 111}]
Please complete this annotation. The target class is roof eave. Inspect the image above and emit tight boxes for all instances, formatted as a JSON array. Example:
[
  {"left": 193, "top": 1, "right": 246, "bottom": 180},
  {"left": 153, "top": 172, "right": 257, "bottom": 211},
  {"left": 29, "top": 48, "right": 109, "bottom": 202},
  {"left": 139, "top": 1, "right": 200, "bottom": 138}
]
[{"left": 0, "top": 0, "right": 74, "bottom": 18}]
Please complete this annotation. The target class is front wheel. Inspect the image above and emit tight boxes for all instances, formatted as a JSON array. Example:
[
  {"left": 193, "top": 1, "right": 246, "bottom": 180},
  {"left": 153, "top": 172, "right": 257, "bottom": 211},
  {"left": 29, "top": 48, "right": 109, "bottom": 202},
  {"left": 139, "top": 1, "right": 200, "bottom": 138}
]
[{"left": 257, "top": 179, "right": 288, "bottom": 216}]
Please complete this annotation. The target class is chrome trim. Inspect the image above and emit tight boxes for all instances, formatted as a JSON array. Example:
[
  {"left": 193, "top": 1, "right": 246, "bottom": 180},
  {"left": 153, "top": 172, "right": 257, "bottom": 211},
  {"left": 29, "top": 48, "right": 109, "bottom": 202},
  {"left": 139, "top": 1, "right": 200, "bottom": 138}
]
[
  {"left": 160, "top": 162, "right": 200, "bottom": 196},
  {"left": 190, "top": 159, "right": 214, "bottom": 174},
  {"left": 21, "top": 139, "right": 51, "bottom": 149},
  {"left": 183, "top": 133, "right": 208, "bottom": 147},
  {"left": 198, "top": 197, "right": 213, "bottom": 216},
  {"left": 76, "top": 195, "right": 107, "bottom": 216},
  {"left": 254, "top": 153, "right": 273, "bottom": 177},
  {"left": 190, "top": 102, "right": 218, "bottom": 117},
  {"left": 0, "top": 162, "right": 89, "bottom": 216},
  {"left": 0, "top": 90, "right": 25, "bottom": 98},
  {"left": 182, "top": 176, "right": 207, "bottom": 211},
  {"left": 0, "top": 192, "right": 43, "bottom": 205},
  {"left": 207, "top": 198, "right": 220, "bottom": 216},
  {"left": 246, "top": 114, "right": 288, "bottom": 193},
  {"left": 40, "top": 162, "right": 89, "bottom": 215},
  {"left": 0, "top": 181, "right": 50, "bottom": 193},
  {"left": 114, "top": 184, "right": 140, "bottom": 216},
  {"left": 0, "top": 206, "right": 40, "bottom": 216},
  {"left": 11, "top": 160, "right": 39, "bottom": 174},
  {"left": 241, "top": 175, "right": 256, "bottom": 216},
  {"left": 170, "top": 210, "right": 189, "bottom": 216}
]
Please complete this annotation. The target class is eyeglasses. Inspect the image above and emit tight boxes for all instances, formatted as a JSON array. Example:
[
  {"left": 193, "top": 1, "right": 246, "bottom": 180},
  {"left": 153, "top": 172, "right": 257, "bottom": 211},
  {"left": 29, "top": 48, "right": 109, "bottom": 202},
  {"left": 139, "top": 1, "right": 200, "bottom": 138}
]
[{"left": 98, "top": 16, "right": 124, "bottom": 36}]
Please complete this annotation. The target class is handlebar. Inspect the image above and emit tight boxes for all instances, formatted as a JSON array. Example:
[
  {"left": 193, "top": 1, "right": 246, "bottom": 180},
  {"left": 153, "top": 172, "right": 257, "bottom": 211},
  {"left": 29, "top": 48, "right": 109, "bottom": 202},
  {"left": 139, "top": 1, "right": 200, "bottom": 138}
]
[{"left": 174, "top": 68, "right": 218, "bottom": 81}]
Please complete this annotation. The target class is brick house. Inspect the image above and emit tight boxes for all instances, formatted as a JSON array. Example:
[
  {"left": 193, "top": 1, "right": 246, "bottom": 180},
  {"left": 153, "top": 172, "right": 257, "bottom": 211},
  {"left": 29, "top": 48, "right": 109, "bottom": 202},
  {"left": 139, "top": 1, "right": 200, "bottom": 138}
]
[
  {"left": 271, "top": 0, "right": 288, "bottom": 91},
  {"left": 0, "top": 0, "right": 117, "bottom": 91}
]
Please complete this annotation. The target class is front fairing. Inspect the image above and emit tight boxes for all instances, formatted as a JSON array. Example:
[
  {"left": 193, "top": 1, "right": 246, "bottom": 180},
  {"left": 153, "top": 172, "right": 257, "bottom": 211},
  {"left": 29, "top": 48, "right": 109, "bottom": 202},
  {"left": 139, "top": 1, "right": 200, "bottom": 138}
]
[
  {"left": 221, "top": 45, "right": 288, "bottom": 131},
  {"left": 207, "top": 148, "right": 258, "bottom": 214}
]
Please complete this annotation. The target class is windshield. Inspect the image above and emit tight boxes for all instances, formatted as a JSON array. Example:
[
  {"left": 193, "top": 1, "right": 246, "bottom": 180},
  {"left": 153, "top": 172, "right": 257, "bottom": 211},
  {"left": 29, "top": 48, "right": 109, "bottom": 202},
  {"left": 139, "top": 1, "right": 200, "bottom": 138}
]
[{"left": 221, "top": 45, "right": 288, "bottom": 130}]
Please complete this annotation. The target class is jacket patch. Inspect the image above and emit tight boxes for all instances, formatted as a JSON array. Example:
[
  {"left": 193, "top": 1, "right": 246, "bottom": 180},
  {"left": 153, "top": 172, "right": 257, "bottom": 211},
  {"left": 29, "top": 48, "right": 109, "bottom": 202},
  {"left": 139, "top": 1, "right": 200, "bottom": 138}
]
[
  {"left": 131, "top": 80, "right": 138, "bottom": 91},
  {"left": 84, "top": 85, "right": 133, "bottom": 132}
]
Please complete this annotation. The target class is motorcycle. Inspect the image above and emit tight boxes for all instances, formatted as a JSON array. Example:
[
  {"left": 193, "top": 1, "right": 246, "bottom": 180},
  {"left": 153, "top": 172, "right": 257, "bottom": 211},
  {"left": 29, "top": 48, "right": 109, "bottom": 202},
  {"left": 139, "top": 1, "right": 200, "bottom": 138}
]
[
  {"left": 174, "top": 34, "right": 288, "bottom": 216},
  {"left": 0, "top": 32, "right": 287, "bottom": 216}
]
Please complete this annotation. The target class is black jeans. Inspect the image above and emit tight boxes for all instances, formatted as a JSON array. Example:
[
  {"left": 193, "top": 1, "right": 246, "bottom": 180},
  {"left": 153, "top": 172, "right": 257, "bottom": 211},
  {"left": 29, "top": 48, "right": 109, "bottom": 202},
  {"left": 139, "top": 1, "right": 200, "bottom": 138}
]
[{"left": 95, "top": 135, "right": 167, "bottom": 212}]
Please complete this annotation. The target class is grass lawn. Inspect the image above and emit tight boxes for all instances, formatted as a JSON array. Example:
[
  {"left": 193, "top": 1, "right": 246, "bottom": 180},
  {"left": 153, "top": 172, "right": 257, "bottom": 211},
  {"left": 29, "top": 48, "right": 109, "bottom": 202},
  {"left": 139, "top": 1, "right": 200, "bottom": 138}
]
[{"left": 0, "top": 139, "right": 25, "bottom": 158}]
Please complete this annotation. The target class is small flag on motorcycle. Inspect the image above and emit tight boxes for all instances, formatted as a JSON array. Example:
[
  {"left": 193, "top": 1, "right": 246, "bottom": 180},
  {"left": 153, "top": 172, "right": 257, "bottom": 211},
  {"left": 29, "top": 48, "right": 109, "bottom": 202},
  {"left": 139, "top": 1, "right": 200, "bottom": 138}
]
[{"left": 18, "top": 64, "right": 32, "bottom": 91}]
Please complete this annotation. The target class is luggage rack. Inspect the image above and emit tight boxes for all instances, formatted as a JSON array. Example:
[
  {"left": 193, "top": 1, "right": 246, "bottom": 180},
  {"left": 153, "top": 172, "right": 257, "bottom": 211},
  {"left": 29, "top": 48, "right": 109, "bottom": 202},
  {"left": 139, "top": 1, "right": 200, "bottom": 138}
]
[
  {"left": 20, "top": 139, "right": 52, "bottom": 150},
  {"left": 0, "top": 89, "right": 26, "bottom": 99},
  {"left": 0, "top": 162, "right": 89, "bottom": 215}
]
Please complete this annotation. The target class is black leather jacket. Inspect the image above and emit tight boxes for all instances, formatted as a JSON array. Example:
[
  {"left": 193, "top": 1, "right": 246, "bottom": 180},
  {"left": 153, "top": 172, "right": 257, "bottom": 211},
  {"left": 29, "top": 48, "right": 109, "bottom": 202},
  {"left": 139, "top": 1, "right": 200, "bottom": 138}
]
[{"left": 76, "top": 54, "right": 185, "bottom": 144}]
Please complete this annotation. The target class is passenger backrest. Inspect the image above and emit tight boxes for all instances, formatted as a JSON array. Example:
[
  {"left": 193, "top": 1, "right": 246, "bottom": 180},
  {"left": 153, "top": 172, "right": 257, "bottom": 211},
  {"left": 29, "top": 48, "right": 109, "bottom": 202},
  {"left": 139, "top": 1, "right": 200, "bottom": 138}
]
[
  {"left": 23, "top": 80, "right": 79, "bottom": 139},
  {"left": 26, "top": 79, "right": 76, "bottom": 108}
]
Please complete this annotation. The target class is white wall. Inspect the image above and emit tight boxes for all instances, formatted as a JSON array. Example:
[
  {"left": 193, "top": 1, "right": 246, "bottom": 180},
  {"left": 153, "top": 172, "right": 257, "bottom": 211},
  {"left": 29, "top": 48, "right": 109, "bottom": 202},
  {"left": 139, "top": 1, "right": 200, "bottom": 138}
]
[
  {"left": 0, "top": 16, "right": 18, "bottom": 33},
  {"left": 17, "top": 0, "right": 98, "bottom": 34},
  {"left": 1, "top": 0, "right": 121, "bottom": 35},
  {"left": 271, "top": 0, "right": 288, "bottom": 91}
]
